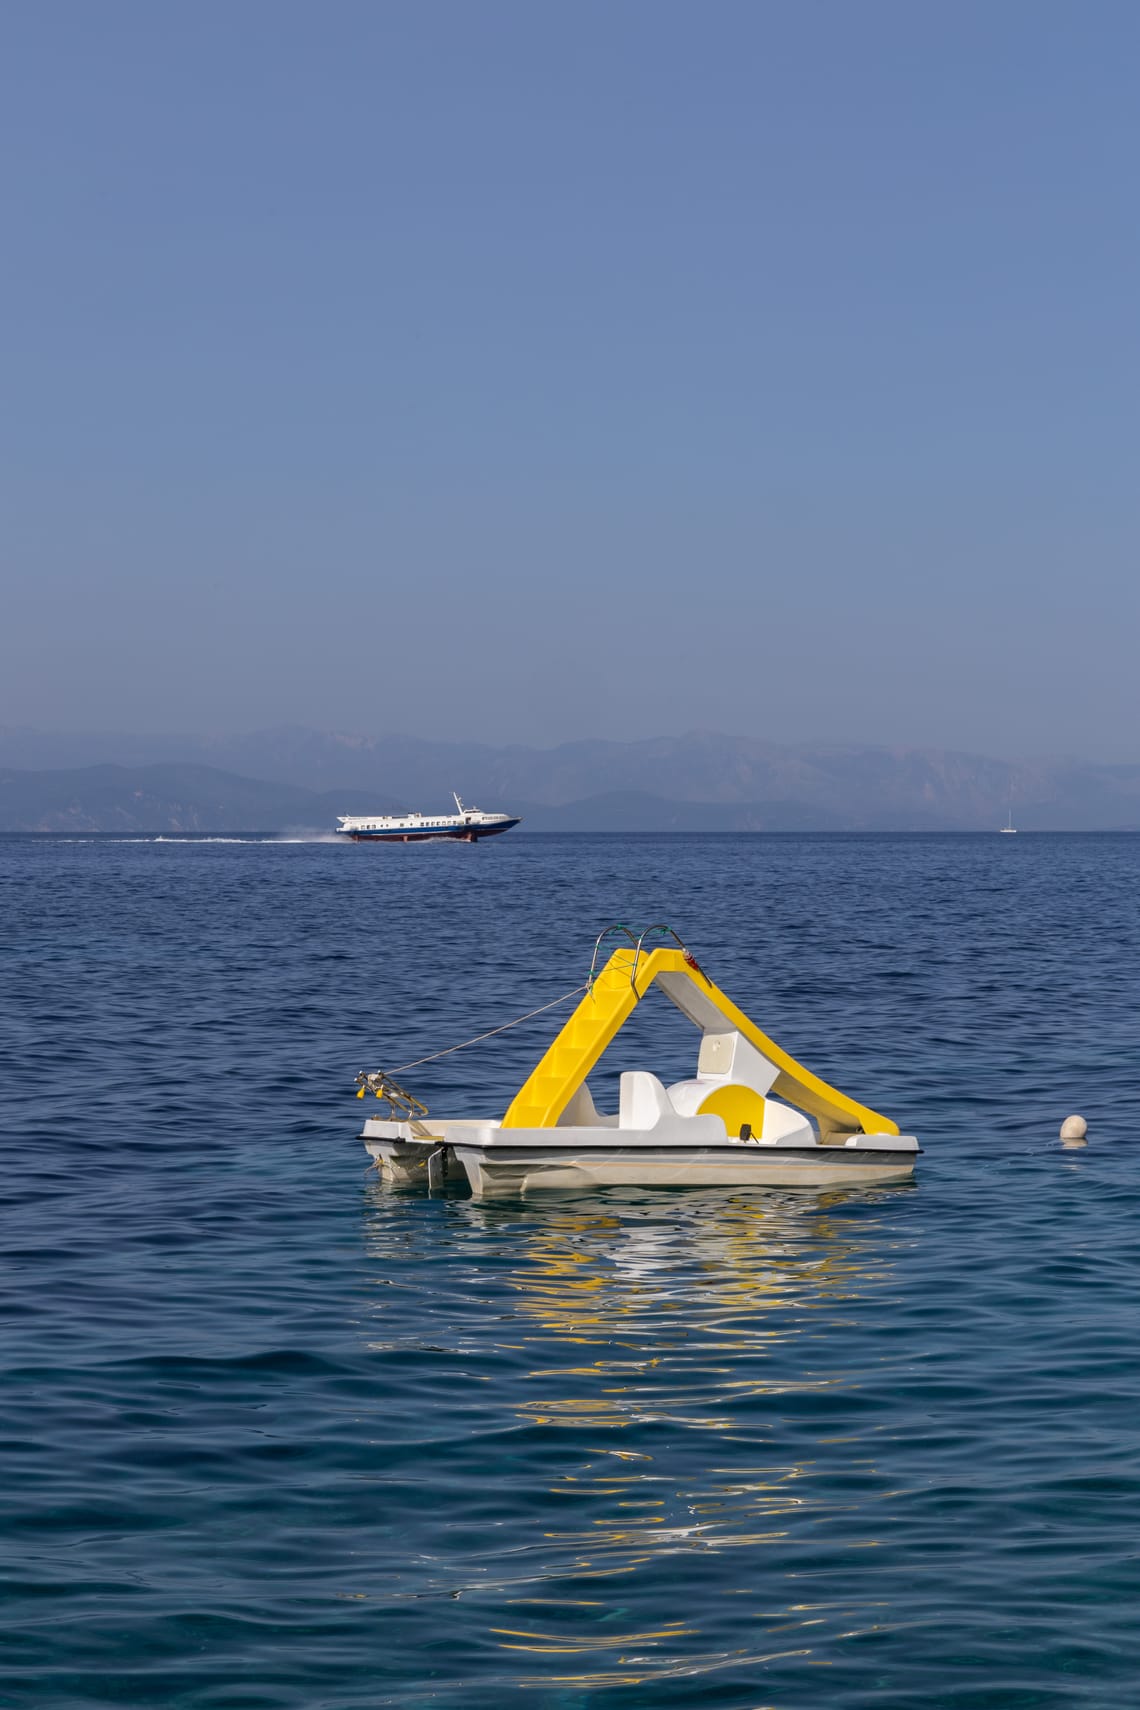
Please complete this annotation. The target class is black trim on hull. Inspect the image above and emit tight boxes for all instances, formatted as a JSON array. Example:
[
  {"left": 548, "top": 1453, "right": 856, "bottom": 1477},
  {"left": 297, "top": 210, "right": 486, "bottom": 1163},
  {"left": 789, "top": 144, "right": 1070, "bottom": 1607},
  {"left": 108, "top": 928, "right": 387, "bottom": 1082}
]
[{"left": 451, "top": 1142, "right": 919, "bottom": 1164}]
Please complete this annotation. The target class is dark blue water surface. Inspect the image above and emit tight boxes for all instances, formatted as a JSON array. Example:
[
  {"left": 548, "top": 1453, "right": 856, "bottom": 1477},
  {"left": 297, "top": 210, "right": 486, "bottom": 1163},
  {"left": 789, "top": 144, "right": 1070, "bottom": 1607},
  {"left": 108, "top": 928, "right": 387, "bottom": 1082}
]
[{"left": 3, "top": 832, "right": 1140, "bottom": 1709}]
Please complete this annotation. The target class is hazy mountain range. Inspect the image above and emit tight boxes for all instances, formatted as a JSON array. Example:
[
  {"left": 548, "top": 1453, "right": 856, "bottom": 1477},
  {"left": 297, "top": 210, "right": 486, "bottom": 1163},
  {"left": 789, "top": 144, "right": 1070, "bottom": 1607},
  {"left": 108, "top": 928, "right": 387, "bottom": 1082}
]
[{"left": 3, "top": 725, "right": 1140, "bottom": 832}]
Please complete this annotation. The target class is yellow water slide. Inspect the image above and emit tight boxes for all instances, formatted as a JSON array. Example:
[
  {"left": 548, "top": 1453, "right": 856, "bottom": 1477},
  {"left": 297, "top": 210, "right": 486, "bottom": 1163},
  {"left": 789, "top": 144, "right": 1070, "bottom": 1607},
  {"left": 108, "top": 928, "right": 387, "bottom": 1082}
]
[{"left": 501, "top": 945, "right": 898, "bottom": 1141}]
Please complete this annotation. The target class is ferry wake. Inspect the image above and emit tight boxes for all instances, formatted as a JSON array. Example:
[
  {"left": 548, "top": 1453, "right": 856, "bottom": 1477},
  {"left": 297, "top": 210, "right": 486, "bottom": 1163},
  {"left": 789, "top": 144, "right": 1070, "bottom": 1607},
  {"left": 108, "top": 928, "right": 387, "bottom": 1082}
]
[{"left": 336, "top": 793, "right": 521, "bottom": 844}]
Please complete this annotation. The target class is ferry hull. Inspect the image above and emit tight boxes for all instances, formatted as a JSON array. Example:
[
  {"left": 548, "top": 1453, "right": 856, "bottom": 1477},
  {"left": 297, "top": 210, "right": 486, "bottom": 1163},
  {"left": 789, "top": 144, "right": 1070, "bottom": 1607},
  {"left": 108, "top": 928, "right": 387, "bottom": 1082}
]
[{"left": 340, "top": 818, "right": 520, "bottom": 843}]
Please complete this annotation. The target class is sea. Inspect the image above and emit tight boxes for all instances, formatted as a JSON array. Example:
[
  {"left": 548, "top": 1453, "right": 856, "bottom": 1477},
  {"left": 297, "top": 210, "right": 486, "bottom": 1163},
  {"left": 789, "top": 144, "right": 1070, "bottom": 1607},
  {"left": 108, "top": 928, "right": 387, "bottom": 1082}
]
[{"left": 3, "top": 830, "right": 1140, "bottom": 1709}]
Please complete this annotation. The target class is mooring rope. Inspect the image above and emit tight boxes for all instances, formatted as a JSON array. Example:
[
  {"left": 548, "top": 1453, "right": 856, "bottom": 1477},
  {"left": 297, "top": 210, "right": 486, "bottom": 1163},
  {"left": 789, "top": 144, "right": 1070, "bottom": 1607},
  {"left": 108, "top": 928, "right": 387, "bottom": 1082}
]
[{"left": 383, "top": 983, "right": 590, "bottom": 1076}]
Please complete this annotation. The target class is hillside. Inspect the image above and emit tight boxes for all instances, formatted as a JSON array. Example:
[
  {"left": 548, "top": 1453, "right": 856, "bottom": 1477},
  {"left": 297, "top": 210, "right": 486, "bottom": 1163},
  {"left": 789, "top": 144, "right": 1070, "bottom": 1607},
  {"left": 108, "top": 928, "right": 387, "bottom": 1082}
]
[
  {"left": 0, "top": 765, "right": 396, "bottom": 834},
  {"left": 4, "top": 733, "right": 1140, "bottom": 832}
]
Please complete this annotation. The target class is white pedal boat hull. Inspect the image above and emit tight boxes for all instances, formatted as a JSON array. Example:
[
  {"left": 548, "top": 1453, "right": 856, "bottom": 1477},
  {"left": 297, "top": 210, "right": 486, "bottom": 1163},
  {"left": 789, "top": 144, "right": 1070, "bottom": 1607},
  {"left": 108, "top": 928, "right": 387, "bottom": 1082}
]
[{"left": 361, "top": 1118, "right": 918, "bottom": 1197}]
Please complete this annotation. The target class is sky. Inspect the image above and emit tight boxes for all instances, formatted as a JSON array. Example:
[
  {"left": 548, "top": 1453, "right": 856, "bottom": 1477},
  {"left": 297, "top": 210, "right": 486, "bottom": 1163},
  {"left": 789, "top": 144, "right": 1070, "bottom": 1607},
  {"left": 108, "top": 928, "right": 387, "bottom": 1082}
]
[{"left": 2, "top": 0, "right": 1139, "bottom": 757}]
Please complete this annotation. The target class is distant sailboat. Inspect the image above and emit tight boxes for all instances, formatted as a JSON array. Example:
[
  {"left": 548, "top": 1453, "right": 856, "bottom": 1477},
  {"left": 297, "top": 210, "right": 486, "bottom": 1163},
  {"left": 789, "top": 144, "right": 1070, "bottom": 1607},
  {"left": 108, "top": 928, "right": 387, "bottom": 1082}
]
[{"left": 999, "top": 798, "right": 1017, "bottom": 834}]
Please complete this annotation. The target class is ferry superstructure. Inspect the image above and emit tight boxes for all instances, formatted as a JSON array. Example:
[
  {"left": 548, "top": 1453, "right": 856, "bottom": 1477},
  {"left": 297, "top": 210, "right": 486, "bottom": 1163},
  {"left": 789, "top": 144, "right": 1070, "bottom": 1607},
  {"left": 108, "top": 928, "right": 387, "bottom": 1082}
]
[{"left": 336, "top": 793, "right": 521, "bottom": 844}]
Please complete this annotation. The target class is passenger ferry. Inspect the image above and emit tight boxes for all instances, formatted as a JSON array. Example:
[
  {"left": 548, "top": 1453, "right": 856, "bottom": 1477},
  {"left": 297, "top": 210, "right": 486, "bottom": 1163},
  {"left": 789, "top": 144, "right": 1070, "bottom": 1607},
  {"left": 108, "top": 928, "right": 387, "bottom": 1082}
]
[{"left": 335, "top": 793, "right": 521, "bottom": 844}]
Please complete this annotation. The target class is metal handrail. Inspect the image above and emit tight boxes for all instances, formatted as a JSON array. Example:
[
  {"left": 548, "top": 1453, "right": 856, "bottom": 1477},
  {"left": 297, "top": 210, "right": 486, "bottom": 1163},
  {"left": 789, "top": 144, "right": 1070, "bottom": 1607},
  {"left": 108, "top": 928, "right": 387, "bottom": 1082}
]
[
  {"left": 628, "top": 924, "right": 696, "bottom": 989},
  {"left": 586, "top": 924, "right": 639, "bottom": 991}
]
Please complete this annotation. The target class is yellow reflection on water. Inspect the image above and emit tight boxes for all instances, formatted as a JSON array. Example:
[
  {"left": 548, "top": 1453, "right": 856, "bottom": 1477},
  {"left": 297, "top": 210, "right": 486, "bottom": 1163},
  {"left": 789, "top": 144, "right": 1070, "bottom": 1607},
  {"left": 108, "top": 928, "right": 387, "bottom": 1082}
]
[
  {"left": 360, "top": 1181, "right": 913, "bottom": 1689},
  {"left": 454, "top": 1189, "right": 904, "bottom": 1426}
]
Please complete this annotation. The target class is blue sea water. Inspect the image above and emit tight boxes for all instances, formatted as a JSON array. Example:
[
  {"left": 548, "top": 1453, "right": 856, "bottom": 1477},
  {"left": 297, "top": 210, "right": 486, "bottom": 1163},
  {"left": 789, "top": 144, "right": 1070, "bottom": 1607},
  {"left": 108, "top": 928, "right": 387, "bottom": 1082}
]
[{"left": 3, "top": 830, "right": 1140, "bottom": 1709}]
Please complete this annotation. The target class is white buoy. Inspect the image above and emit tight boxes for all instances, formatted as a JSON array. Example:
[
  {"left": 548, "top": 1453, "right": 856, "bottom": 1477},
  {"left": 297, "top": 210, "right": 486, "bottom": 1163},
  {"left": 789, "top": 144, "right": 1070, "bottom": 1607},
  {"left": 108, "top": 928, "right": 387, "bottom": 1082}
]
[{"left": 1060, "top": 1114, "right": 1088, "bottom": 1142}]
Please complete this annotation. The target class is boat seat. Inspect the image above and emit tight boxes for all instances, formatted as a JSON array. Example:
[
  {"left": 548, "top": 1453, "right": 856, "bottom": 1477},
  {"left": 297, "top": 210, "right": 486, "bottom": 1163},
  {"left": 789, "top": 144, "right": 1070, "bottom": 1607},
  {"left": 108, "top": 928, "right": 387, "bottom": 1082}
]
[
  {"left": 557, "top": 1082, "right": 619, "bottom": 1128},
  {"left": 668, "top": 1029, "right": 780, "bottom": 1116},
  {"left": 618, "top": 1071, "right": 676, "bottom": 1130}
]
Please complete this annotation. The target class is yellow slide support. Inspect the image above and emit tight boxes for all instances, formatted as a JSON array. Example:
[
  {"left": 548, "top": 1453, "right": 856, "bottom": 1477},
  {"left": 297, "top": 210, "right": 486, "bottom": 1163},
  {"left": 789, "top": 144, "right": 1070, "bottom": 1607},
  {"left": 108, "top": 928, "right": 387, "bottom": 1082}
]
[{"left": 501, "top": 947, "right": 898, "bottom": 1140}]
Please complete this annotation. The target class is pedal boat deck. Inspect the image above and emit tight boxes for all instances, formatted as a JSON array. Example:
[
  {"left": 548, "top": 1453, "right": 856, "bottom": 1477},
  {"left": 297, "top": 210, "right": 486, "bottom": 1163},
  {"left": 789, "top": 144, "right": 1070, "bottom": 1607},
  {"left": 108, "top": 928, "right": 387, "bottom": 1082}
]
[{"left": 359, "top": 938, "right": 918, "bottom": 1196}]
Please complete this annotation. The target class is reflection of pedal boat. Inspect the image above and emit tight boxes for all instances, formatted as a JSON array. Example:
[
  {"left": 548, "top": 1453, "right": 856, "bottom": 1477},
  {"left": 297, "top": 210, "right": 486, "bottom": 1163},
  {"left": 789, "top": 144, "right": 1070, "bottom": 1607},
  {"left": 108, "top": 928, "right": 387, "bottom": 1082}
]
[{"left": 358, "top": 930, "right": 919, "bottom": 1197}]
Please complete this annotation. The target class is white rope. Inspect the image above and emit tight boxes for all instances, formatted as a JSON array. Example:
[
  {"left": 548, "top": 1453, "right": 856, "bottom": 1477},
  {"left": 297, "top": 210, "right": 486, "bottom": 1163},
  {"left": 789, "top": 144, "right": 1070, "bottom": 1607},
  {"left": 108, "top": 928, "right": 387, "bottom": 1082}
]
[{"left": 384, "top": 984, "right": 590, "bottom": 1076}]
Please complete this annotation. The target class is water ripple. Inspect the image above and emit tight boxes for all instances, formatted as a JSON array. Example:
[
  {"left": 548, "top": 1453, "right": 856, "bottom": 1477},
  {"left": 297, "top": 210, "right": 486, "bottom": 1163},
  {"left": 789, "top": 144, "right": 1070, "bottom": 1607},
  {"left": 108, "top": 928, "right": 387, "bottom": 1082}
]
[{"left": 3, "top": 833, "right": 1140, "bottom": 1706}]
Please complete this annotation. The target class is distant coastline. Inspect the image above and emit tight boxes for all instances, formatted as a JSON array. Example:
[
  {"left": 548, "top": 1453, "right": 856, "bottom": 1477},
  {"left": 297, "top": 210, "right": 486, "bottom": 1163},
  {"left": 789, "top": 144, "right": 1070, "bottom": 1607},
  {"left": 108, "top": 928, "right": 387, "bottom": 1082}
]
[{"left": 4, "top": 726, "right": 1140, "bottom": 833}]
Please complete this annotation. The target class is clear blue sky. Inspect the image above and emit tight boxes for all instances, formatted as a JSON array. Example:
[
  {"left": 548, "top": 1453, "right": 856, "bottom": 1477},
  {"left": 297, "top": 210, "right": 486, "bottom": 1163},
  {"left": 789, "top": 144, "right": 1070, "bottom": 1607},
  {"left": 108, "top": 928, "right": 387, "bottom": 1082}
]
[{"left": 3, "top": 1, "right": 1138, "bottom": 756}]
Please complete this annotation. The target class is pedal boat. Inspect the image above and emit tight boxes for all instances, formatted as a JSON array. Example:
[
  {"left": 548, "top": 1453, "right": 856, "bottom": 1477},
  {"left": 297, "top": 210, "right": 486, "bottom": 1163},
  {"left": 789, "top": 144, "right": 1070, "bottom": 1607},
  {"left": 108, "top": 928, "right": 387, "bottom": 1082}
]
[{"left": 358, "top": 935, "right": 918, "bottom": 1196}]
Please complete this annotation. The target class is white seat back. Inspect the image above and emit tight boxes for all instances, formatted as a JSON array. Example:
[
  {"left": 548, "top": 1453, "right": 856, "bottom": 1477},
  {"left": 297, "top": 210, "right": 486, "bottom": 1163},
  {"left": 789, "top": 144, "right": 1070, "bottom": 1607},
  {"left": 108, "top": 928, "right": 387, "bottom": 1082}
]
[
  {"left": 668, "top": 1029, "right": 781, "bottom": 1117},
  {"left": 618, "top": 1071, "right": 675, "bottom": 1130},
  {"left": 557, "top": 1081, "right": 619, "bottom": 1128},
  {"left": 696, "top": 1031, "right": 779, "bottom": 1094}
]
